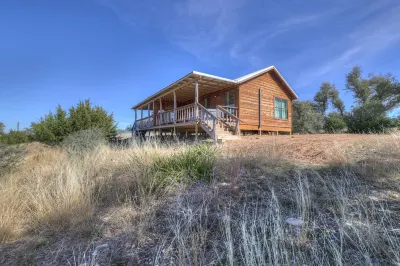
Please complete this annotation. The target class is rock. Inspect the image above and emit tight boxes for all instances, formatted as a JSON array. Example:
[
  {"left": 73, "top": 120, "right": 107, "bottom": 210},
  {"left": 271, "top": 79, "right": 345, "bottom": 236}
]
[{"left": 286, "top": 217, "right": 303, "bottom": 226}]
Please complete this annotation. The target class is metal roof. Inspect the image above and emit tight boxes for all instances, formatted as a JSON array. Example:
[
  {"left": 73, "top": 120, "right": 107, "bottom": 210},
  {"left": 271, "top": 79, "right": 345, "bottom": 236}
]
[{"left": 132, "top": 66, "right": 297, "bottom": 109}]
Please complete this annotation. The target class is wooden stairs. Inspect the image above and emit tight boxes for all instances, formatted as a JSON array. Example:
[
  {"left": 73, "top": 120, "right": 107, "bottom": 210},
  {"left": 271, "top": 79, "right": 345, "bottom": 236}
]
[{"left": 198, "top": 104, "right": 241, "bottom": 143}]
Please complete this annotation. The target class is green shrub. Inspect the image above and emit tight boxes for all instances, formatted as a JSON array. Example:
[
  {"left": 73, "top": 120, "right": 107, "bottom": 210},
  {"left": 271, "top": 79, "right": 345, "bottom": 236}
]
[
  {"left": 324, "top": 112, "right": 346, "bottom": 133},
  {"left": 0, "top": 130, "right": 29, "bottom": 145},
  {"left": 154, "top": 144, "right": 216, "bottom": 184},
  {"left": 32, "top": 100, "right": 116, "bottom": 144},
  {"left": 62, "top": 128, "right": 107, "bottom": 157},
  {"left": 345, "top": 101, "right": 396, "bottom": 133},
  {"left": 292, "top": 101, "right": 324, "bottom": 133}
]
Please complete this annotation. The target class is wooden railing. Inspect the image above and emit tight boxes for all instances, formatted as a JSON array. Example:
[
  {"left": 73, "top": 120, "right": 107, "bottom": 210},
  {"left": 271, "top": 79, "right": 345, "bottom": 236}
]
[
  {"left": 198, "top": 103, "right": 218, "bottom": 142},
  {"left": 175, "top": 103, "right": 196, "bottom": 123},
  {"left": 134, "top": 104, "right": 240, "bottom": 139},
  {"left": 216, "top": 105, "right": 241, "bottom": 135},
  {"left": 220, "top": 106, "right": 238, "bottom": 117},
  {"left": 135, "top": 116, "right": 154, "bottom": 130},
  {"left": 156, "top": 110, "right": 174, "bottom": 126}
]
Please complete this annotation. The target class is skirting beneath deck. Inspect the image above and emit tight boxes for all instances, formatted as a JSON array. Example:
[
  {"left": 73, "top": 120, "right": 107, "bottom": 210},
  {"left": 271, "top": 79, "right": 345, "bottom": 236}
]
[{"left": 239, "top": 124, "right": 291, "bottom": 132}]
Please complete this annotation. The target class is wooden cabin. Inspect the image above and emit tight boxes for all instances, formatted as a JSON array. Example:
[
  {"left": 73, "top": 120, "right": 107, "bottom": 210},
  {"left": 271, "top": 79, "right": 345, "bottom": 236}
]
[{"left": 132, "top": 66, "right": 298, "bottom": 142}]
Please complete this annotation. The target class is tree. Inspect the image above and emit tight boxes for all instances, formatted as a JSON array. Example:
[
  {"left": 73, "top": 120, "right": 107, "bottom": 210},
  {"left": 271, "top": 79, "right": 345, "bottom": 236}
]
[
  {"left": 292, "top": 101, "right": 324, "bottom": 133},
  {"left": 369, "top": 74, "right": 400, "bottom": 111},
  {"left": 345, "top": 101, "right": 394, "bottom": 133},
  {"left": 69, "top": 100, "right": 116, "bottom": 139},
  {"left": 314, "top": 82, "right": 346, "bottom": 117},
  {"left": 0, "top": 122, "right": 4, "bottom": 134},
  {"left": 0, "top": 130, "right": 29, "bottom": 145},
  {"left": 344, "top": 66, "right": 400, "bottom": 132},
  {"left": 32, "top": 99, "right": 117, "bottom": 144},
  {"left": 345, "top": 66, "right": 372, "bottom": 105},
  {"left": 314, "top": 82, "right": 332, "bottom": 115},
  {"left": 329, "top": 87, "right": 345, "bottom": 117},
  {"left": 324, "top": 112, "right": 347, "bottom": 133}
]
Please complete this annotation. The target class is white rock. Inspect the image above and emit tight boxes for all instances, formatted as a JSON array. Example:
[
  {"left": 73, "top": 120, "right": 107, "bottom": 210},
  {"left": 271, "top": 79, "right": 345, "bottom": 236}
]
[{"left": 286, "top": 217, "right": 303, "bottom": 226}]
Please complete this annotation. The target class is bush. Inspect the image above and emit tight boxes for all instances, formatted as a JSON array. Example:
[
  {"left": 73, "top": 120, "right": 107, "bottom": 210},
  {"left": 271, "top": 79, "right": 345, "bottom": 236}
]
[
  {"left": 62, "top": 128, "right": 107, "bottom": 156},
  {"left": 0, "top": 130, "right": 29, "bottom": 145},
  {"left": 154, "top": 144, "right": 216, "bottom": 184},
  {"left": 292, "top": 101, "right": 324, "bottom": 133},
  {"left": 32, "top": 100, "right": 116, "bottom": 144},
  {"left": 345, "top": 101, "right": 396, "bottom": 133},
  {"left": 324, "top": 112, "right": 346, "bottom": 133}
]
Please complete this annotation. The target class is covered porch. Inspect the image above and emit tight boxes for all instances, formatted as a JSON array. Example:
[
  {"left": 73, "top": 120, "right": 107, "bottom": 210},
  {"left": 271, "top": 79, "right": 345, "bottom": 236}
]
[{"left": 132, "top": 71, "right": 240, "bottom": 134}]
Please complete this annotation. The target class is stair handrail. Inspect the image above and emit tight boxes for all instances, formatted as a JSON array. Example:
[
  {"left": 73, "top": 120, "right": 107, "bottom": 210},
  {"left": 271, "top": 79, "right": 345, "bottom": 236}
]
[
  {"left": 216, "top": 105, "right": 242, "bottom": 121},
  {"left": 197, "top": 103, "right": 220, "bottom": 143},
  {"left": 216, "top": 105, "right": 242, "bottom": 135},
  {"left": 197, "top": 103, "right": 219, "bottom": 121}
]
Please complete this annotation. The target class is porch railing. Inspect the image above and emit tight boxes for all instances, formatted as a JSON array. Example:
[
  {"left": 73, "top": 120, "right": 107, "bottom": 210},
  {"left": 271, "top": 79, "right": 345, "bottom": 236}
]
[
  {"left": 220, "top": 106, "right": 238, "bottom": 117},
  {"left": 216, "top": 105, "right": 241, "bottom": 135},
  {"left": 156, "top": 110, "right": 174, "bottom": 126},
  {"left": 135, "top": 116, "right": 154, "bottom": 130},
  {"left": 198, "top": 103, "right": 218, "bottom": 142},
  {"left": 135, "top": 103, "right": 241, "bottom": 138},
  {"left": 175, "top": 103, "right": 196, "bottom": 123}
]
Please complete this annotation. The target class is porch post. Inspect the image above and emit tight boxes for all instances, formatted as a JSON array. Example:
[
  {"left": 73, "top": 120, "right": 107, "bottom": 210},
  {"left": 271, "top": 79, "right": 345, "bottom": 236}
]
[
  {"left": 159, "top": 98, "right": 162, "bottom": 126},
  {"left": 195, "top": 123, "right": 198, "bottom": 142},
  {"left": 194, "top": 80, "right": 199, "bottom": 142},
  {"left": 173, "top": 91, "right": 177, "bottom": 124},
  {"left": 134, "top": 109, "right": 137, "bottom": 123},
  {"left": 194, "top": 81, "right": 199, "bottom": 118},
  {"left": 148, "top": 103, "right": 151, "bottom": 127},
  {"left": 141, "top": 107, "right": 143, "bottom": 119},
  {"left": 153, "top": 100, "right": 155, "bottom": 126}
]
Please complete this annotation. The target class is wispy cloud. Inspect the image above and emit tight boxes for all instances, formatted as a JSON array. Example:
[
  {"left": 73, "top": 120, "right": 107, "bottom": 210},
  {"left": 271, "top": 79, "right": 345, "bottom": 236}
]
[
  {"left": 99, "top": 0, "right": 400, "bottom": 88},
  {"left": 165, "top": 0, "right": 244, "bottom": 61},
  {"left": 293, "top": 2, "right": 400, "bottom": 88}
]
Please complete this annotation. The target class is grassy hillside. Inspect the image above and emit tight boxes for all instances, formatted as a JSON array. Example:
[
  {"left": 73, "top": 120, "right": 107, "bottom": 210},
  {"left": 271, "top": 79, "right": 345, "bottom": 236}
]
[{"left": 0, "top": 133, "right": 399, "bottom": 265}]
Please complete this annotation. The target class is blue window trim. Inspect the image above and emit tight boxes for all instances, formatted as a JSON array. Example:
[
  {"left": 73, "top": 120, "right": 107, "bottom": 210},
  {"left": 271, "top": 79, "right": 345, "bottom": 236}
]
[{"left": 274, "top": 97, "right": 288, "bottom": 120}]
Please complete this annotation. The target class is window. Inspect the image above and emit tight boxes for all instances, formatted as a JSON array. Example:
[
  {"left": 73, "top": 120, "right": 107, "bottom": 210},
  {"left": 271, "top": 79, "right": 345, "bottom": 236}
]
[
  {"left": 204, "top": 97, "right": 209, "bottom": 108},
  {"left": 224, "top": 90, "right": 236, "bottom": 107},
  {"left": 274, "top": 98, "right": 288, "bottom": 119}
]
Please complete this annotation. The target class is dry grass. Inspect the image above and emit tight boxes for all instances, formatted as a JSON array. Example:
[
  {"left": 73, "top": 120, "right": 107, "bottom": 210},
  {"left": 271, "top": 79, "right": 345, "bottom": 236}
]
[{"left": 0, "top": 132, "right": 399, "bottom": 265}]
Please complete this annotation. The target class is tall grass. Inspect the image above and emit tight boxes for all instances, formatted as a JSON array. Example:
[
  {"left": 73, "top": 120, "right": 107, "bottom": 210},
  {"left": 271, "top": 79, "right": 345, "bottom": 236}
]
[
  {"left": 0, "top": 137, "right": 216, "bottom": 244},
  {"left": 0, "top": 132, "right": 399, "bottom": 265}
]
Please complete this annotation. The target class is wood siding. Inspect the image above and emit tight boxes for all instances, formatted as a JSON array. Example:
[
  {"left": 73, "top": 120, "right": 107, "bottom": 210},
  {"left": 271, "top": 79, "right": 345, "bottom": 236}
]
[{"left": 238, "top": 71, "right": 293, "bottom": 132}]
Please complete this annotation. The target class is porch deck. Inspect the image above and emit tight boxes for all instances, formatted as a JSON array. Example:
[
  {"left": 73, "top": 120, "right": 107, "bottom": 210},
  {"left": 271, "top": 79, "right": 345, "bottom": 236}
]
[{"left": 134, "top": 103, "right": 240, "bottom": 142}]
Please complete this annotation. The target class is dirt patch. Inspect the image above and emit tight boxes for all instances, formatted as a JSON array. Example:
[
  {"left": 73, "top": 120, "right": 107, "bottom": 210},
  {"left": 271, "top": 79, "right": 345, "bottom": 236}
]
[{"left": 224, "top": 134, "right": 392, "bottom": 165}]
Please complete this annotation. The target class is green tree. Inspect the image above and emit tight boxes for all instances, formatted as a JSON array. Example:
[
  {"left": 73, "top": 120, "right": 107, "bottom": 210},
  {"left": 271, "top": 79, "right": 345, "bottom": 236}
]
[
  {"left": 69, "top": 100, "right": 116, "bottom": 139},
  {"left": 314, "top": 82, "right": 332, "bottom": 115},
  {"left": 314, "top": 82, "right": 346, "bottom": 117},
  {"left": 329, "top": 87, "right": 345, "bottom": 117},
  {"left": 32, "top": 99, "right": 116, "bottom": 144},
  {"left": 345, "top": 101, "right": 393, "bottom": 133},
  {"left": 324, "top": 112, "right": 347, "bottom": 133},
  {"left": 344, "top": 66, "right": 400, "bottom": 132},
  {"left": 0, "top": 122, "right": 4, "bottom": 134},
  {"left": 369, "top": 73, "right": 400, "bottom": 111},
  {"left": 292, "top": 101, "right": 324, "bottom": 133},
  {"left": 345, "top": 66, "right": 372, "bottom": 105},
  {"left": 0, "top": 130, "right": 29, "bottom": 145}
]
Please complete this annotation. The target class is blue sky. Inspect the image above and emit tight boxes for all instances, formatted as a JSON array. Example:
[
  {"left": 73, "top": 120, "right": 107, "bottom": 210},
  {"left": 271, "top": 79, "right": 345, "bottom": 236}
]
[{"left": 1, "top": 0, "right": 399, "bottom": 131}]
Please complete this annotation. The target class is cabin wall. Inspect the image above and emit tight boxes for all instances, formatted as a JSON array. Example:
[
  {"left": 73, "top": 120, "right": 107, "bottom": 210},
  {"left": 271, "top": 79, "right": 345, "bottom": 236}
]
[
  {"left": 199, "top": 86, "right": 238, "bottom": 108},
  {"left": 238, "top": 72, "right": 293, "bottom": 132}
]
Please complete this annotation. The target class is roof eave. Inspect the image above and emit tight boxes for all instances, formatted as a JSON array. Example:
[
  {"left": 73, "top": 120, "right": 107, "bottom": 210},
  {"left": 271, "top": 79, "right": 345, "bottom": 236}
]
[
  {"left": 131, "top": 72, "right": 237, "bottom": 110},
  {"left": 236, "top": 66, "right": 298, "bottom": 100}
]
